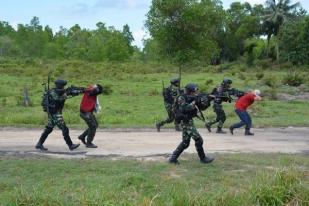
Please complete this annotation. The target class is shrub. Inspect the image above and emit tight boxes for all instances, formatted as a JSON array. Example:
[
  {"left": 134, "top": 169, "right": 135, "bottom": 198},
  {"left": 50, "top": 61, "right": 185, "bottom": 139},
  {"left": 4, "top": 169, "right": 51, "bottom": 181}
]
[
  {"left": 256, "top": 72, "right": 264, "bottom": 80},
  {"left": 262, "top": 75, "right": 277, "bottom": 87},
  {"left": 262, "top": 87, "right": 278, "bottom": 100},
  {"left": 282, "top": 71, "right": 305, "bottom": 87}
]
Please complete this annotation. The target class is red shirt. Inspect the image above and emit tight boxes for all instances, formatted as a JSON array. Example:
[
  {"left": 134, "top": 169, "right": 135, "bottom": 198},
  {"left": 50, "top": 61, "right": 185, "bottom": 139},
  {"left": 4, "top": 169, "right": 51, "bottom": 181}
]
[
  {"left": 80, "top": 87, "right": 97, "bottom": 112},
  {"left": 235, "top": 93, "right": 256, "bottom": 111}
]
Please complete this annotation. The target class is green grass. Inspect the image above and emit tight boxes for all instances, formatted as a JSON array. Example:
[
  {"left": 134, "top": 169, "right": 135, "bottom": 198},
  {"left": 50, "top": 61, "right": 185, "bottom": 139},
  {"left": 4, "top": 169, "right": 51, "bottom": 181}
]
[
  {"left": 0, "top": 59, "right": 309, "bottom": 128},
  {"left": 0, "top": 154, "right": 308, "bottom": 205}
]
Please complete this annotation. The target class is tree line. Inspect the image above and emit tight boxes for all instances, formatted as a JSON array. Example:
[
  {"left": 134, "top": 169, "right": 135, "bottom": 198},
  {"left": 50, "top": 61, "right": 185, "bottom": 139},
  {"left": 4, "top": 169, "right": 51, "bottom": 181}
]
[
  {"left": 0, "top": 0, "right": 308, "bottom": 65},
  {"left": 145, "top": 0, "right": 309, "bottom": 65},
  {"left": 0, "top": 17, "right": 135, "bottom": 61}
]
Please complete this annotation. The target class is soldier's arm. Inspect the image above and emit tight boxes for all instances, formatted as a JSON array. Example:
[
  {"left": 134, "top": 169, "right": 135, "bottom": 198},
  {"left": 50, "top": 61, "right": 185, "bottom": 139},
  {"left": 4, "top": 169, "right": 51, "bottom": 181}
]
[
  {"left": 51, "top": 90, "right": 69, "bottom": 101},
  {"left": 178, "top": 96, "right": 195, "bottom": 112}
]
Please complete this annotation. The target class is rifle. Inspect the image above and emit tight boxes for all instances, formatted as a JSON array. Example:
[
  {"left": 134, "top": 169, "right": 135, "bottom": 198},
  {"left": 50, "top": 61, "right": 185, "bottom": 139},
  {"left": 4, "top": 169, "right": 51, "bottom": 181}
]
[
  {"left": 65, "top": 85, "right": 85, "bottom": 96},
  {"left": 41, "top": 69, "right": 53, "bottom": 116},
  {"left": 178, "top": 66, "right": 182, "bottom": 90}
]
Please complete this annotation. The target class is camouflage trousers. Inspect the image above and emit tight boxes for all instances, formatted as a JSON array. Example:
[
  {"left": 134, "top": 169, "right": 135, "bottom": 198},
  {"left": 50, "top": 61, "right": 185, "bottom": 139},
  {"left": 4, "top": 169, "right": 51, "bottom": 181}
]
[
  {"left": 37, "top": 113, "right": 73, "bottom": 146},
  {"left": 170, "top": 119, "right": 206, "bottom": 161},
  {"left": 157, "top": 103, "right": 179, "bottom": 127},
  {"left": 207, "top": 103, "right": 226, "bottom": 128},
  {"left": 79, "top": 111, "right": 98, "bottom": 144},
  {"left": 181, "top": 120, "right": 203, "bottom": 145}
]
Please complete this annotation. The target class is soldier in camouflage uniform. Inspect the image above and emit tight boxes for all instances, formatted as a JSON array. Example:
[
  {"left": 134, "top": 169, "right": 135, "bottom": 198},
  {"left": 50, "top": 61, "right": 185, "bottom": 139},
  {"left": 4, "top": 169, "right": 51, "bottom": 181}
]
[
  {"left": 205, "top": 78, "right": 233, "bottom": 134},
  {"left": 156, "top": 78, "right": 182, "bottom": 132},
  {"left": 35, "top": 79, "right": 82, "bottom": 151},
  {"left": 169, "top": 83, "right": 214, "bottom": 164}
]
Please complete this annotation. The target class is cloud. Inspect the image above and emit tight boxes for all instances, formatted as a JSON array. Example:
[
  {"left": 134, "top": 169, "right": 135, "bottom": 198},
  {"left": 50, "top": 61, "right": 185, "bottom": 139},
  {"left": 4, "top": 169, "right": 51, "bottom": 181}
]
[
  {"left": 94, "top": 0, "right": 148, "bottom": 9},
  {"left": 244, "top": 0, "right": 264, "bottom": 5},
  {"left": 132, "top": 29, "right": 150, "bottom": 48}
]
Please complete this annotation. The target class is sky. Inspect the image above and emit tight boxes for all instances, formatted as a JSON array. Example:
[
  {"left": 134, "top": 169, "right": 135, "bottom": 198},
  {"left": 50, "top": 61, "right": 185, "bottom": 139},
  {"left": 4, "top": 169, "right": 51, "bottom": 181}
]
[{"left": 0, "top": 0, "right": 308, "bottom": 48}]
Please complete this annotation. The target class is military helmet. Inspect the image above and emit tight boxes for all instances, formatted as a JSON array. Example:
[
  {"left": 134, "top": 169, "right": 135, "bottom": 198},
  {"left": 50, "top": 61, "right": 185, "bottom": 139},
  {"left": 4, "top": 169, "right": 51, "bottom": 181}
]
[
  {"left": 170, "top": 78, "right": 180, "bottom": 85},
  {"left": 185, "top": 83, "right": 198, "bottom": 94},
  {"left": 222, "top": 78, "right": 232, "bottom": 85},
  {"left": 54, "top": 79, "right": 67, "bottom": 89}
]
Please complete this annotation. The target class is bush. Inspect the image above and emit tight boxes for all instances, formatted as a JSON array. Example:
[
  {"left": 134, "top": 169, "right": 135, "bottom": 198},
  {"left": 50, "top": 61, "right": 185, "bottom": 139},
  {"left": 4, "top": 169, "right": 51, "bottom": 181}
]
[
  {"left": 262, "top": 87, "right": 278, "bottom": 100},
  {"left": 255, "top": 72, "right": 264, "bottom": 80},
  {"left": 262, "top": 75, "right": 277, "bottom": 87},
  {"left": 282, "top": 71, "right": 305, "bottom": 87}
]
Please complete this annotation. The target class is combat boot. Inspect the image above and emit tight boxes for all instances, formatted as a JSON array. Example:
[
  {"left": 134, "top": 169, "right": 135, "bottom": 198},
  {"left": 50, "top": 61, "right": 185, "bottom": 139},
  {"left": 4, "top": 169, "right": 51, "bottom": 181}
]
[
  {"left": 155, "top": 122, "right": 161, "bottom": 132},
  {"left": 86, "top": 143, "right": 98, "bottom": 148},
  {"left": 69, "top": 143, "right": 80, "bottom": 150},
  {"left": 245, "top": 129, "right": 254, "bottom": 136},
  {"left": 196, "top": 145, "right": 214, "bottom": 164},
  {"left": 200, "top": 156, "right": 215, "bottom": 164},
  {"left": 229, "top": 126, "right": 234, "bottom": 135},
  {"left": 35, "top": 144, "right": 48, "bottom": 151},
  {"left": 169, "top": 143, "right": 186, "bottom": 164},
  {"left": 78, "top": 135, "right": 87, "bottom": 145},
  {"left": 205, "top": 123, "right": 211, "bottom": 132},
  {"left": 216, "top": 127, "right": 226, "bottom": 134}
]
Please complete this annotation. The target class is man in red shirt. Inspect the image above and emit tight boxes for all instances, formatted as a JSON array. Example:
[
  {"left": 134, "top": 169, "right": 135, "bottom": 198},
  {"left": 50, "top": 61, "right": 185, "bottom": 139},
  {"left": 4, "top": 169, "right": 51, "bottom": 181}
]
[
  {"left": 229, "top": 90, "right": 262, "bottom": 135},
  {"left": 78, "top": 84, "right": 103, "bottom": 148}
]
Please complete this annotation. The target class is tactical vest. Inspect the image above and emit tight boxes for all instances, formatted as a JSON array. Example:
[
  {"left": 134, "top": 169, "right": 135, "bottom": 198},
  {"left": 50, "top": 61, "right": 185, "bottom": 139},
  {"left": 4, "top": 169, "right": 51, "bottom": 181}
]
[
  {"left": 174, "top": 95, "right": 198, "bottom": 122},
  {"left": 41, "top": 89, "right": 65, "bottom": 114}
]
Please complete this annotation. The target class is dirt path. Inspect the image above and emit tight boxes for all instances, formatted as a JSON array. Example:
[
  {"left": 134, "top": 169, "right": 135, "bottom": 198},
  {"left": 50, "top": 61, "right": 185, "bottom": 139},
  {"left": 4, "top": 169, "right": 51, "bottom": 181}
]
[{"left": 0, "top": 127, "right": 308, "bottom": 159}]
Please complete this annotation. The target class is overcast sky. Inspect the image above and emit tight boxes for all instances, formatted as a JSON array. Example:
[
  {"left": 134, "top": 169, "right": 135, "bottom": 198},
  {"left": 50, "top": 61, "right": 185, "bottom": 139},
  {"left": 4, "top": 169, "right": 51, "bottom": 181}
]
[{"left": 0, "top": 0, "right": 307, "bottom": 48}]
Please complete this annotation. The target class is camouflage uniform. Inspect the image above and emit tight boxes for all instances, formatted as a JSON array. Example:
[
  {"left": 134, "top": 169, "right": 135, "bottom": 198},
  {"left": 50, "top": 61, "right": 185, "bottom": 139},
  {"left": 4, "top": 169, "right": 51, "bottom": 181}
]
[
  {"left": 36, "top": 82, "right": 80, "bottom": 151},
  {"left": 206, "top": 79, "right": 233, "bottom": 133},
  {"left": 169, "top": 84, "right": 214, "bottom": 164},
  {"left": 157, "top": 84, "right": 182, "bottom": 131},
  {"left": 206, "top": 85, "right": 229, "bottom": 131}
]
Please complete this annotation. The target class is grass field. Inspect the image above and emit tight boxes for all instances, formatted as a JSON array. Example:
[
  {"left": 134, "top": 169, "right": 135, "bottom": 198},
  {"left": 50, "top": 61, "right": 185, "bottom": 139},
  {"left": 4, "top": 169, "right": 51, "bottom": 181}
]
[
  {"left": 0, "top": 59, "right": 309, "bottom": 128},
  {"left": 0, "top": 154, "right": 308, "bottom": 205}
]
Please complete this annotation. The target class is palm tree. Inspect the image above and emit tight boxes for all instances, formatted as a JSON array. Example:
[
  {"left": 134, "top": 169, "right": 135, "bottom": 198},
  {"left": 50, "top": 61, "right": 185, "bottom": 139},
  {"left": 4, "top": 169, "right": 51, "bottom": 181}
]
[{"left": 263, "top": 0, "right": 299, "bottom": 61}]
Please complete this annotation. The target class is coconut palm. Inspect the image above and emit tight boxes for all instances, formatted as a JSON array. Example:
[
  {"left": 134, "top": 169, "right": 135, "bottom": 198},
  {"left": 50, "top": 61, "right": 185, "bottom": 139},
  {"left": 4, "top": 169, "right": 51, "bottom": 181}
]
[{"left": 263, "top": 0, "right": 300, "bottom": 60}]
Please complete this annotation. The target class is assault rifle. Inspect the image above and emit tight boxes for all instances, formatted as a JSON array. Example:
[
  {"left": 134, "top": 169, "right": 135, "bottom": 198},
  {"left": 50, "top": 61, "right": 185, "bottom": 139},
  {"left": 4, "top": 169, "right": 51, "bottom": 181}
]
[
  {"left": 41, "top": 70, "right": 53, "bottom": 115},
  {"left": 65, "top": 85, "right": 85, "bottom": 96}
]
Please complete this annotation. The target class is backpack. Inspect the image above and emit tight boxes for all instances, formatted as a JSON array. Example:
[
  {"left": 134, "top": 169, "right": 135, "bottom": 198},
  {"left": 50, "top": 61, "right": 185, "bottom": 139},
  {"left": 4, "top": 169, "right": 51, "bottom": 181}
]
[
  {"left": 162, "top": 87, "right": 174, "bottom": 104},
  {"left": 41, "top": 90, "right": 56, "bottom": 113}
]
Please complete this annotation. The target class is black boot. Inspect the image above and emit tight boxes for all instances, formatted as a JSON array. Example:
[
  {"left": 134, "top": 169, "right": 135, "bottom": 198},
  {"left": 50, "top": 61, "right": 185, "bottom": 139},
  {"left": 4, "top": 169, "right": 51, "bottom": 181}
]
[
  {"left": 245, "top": 129, "right": 254, "bottom": 136},
  {"left": 155, "top": 122, "right": 161, "bottom": 132},
  {"left": 86, "top": 143, "right": 98, "bottom": 148},
  {"left": 229, "top": 126, "right": 234, "bottom": 135},
  {"left": 216, "top": 127, "right": 226, "bottom": 134},
  {"left": 69, "top": 143, "right": 80, "bottom": 150},
  {"left": 196, "top": 145, "right": 214, "bottom": 164},
  {"left": 35, "top": 127, "right": 52, "bottom": 151},
  {"left": 169, "top": 143, "right": 186, "bottom": 164},
  {"left": 205, "top": 123, "right": 212, "bottom": 132},
  {"left": 78, "top": 135, "right": 87, "bottom": 145},
  {"left": 35, "top": 144, "right": 48, "bottom": 151}
]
